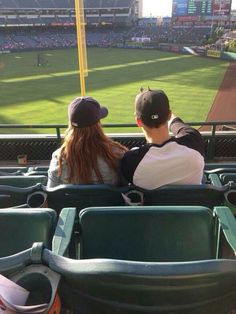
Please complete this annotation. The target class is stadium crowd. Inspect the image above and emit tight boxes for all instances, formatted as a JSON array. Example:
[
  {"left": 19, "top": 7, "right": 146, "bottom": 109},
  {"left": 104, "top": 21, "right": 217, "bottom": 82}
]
[{"left": 0, "top": 25, "right": 213, "bottom": 52}]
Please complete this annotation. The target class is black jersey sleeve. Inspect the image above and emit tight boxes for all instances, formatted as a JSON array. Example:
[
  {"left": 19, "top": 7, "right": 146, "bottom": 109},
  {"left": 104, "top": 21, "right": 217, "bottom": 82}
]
[{"left": 170, "top": 117, "right": 205, "bottom": 156}]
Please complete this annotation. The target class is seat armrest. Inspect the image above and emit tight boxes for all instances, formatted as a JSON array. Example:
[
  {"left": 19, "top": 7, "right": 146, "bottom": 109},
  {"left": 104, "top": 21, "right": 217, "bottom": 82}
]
[
  {"left": 0, "top": 248, "right": 32, "bottom": 276},
  {"left": 52, "top": 207, "right": 76, "bottom": 256},
  {"left": 214, "top": 206, "right": 236, "bottom": 255},
  {"left": 209, "top": 174, "right": 223, "bottom": 187}
]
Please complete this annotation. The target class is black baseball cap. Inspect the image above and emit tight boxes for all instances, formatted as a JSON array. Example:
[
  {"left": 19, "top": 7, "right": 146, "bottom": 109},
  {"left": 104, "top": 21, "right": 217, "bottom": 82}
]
[
  {"left": 135, "top": 89, "right": 170, "bottom": 127},
  {"left": 68, "top": 96, "right": 108, "bottom": 128}
]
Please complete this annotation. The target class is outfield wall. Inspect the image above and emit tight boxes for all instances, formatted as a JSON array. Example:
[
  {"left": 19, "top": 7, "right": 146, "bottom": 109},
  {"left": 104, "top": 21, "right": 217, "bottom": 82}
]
[
  {"left": 122, "top": 42, "right": 236, "bottom": 61},
  {"left": 2, "top": 42, "right": 236, "bottom": 61}
]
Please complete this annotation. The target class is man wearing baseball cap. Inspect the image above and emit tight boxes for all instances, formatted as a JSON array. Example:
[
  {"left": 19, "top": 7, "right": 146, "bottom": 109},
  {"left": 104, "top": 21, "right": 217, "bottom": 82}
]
[{"left": 121, "top": 88, "right": 205, "bottom": 189}]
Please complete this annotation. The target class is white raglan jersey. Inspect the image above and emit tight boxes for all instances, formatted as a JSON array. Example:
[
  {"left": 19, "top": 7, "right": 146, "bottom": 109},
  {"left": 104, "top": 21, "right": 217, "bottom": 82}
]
[{"left": 121, "top": 118, "right": 205, "bottom": 189}]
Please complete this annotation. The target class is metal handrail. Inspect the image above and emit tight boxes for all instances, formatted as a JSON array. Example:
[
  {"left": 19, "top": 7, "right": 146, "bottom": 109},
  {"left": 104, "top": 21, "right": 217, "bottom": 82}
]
[{"left": 0, "top": 121, "right": 235, "bottom": 140}]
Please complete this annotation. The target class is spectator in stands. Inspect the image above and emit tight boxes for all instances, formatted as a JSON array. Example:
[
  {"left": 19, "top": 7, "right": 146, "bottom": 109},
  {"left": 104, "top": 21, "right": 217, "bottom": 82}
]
[
  {"left": 47, "top": 96, "right": 127, "bottom": 187},
  {"left": 121, "top": 88, "right": 205, "bottom": 189}
]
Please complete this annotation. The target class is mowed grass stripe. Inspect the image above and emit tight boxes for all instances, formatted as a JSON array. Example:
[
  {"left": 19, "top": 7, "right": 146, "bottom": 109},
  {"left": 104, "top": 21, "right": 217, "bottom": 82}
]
[
  {"left": 0, "top": 47, "right": 229, "bottom": 133},
  {"left": 1, "top": 54, "right": 190, "bottom": 83}
]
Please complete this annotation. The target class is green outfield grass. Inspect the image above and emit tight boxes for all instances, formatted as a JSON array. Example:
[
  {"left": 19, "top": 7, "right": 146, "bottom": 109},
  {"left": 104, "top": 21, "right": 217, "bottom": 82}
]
[{"left": 0, "top": 47, "right": 229, "bottom": 133}]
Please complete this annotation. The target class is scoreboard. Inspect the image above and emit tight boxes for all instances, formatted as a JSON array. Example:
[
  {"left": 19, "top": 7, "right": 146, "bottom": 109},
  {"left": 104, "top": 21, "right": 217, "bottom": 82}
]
[
  {"left": 187, "top": 0, "right": 212, "bottom": 15},
  {"left": 172, "top": 0, "right": 232, "bottom": 17}
]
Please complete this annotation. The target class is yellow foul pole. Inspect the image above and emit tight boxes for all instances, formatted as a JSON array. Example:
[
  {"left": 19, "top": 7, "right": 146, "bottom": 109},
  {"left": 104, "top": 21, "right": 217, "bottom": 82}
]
[{"left": 74, "top": 0, "right": 88, "bottom": 96}]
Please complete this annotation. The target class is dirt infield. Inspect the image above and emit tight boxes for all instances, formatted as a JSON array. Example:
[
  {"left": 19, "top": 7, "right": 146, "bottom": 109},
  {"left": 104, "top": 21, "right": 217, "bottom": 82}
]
[{"left": 205, "top": 62, "right": 236, "bottom": 128}]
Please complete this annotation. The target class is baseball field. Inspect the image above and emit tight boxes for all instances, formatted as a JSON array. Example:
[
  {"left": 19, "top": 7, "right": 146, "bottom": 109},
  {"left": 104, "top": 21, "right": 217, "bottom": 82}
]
[{"left": 0, "top": 47, "right": 230, "bottom": 133}]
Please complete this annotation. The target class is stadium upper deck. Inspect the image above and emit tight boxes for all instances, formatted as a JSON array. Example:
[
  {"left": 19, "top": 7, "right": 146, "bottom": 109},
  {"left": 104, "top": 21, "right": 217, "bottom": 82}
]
[
  {"left": 0, "top": 0, "right": 136, "bottom": 27},
  {"left": 0, "top": 0, "right": 134, "bottom": 9}
]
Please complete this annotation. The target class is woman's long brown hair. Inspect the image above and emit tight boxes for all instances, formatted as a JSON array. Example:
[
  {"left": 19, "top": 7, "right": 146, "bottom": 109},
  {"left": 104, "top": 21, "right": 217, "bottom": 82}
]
[{"left": 58, "top": 122, "right": 127, "bottom": 184}]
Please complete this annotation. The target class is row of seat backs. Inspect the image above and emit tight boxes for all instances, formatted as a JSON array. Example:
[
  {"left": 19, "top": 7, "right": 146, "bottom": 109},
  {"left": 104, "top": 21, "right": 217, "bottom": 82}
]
[
  {"left": 0, "top": 175, "right": 47, "bottom": 187},
  {"left": 45, "top": 183, "right": 230, "bottom": 213},
  {"left": 0, "top": 163, "right": 235, "bottom": 187},
  {"left": 0, "top": 183, "right": 229, "bottom": 212},
  {"left": 0, "top": 166, "right": 48, "bottom": 173},
  {"left": 0, "top": 162, "right": 234, "bottom": 174},
  {"left": 1, "top": 205, "right": 233, "bottom": 262}
]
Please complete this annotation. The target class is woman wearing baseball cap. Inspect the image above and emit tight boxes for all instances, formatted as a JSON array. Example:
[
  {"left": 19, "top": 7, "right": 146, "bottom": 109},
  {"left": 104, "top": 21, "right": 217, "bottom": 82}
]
[{"left": 47, "top": 96, "right": 127, "bottom": 187}]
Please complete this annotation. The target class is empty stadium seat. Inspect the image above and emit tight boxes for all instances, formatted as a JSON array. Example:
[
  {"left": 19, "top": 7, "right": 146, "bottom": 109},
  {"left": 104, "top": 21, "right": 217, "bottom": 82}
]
[
  {"left": 0, "top": 166, "right": 27, "bottom": 175},
  {"left": 28, "top": 166, "right": 49, "bottom": 172},
  {"left": 207, "top": 173, "right": 236, "bottom": 213},
  {"left": 2, "top": 245, "right": 236, "bottom": 314},
  {"left": 219, "top": 173, "right": 236, "bottom": 185},
  {"left": 0, "top": 184, "right": 43, "bottom": 208},
  {"left": 43, "top": 250, "right": 236, "bottom": 314},
  {"left": 26, "top": 170, "right": 48, "bottom": 176},
  {"left": 46, "top": 184, "right": 129, "bottom": 214},
  {"left": 0, "top": 175, "right": 47, "bottom": 187},
  {"left": 79, "top": 206, "right": 215, "bottom": 262},
  {"left": 204, "top": 165, "right": 236, "bottom": 186},
  {"left": 0, "top": 207, "right": 76, "bottom": 257}
]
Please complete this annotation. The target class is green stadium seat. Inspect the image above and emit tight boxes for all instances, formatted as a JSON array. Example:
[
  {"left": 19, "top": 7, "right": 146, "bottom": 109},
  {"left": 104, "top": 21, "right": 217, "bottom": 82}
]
[
  {"left": 26, "top": 170, "right": 48, "bottom": 176},
  {"left": 41, "top": 251, "right": 236, "bottom": 314},
  {"left": 79, "top": 206, "right": 215, "bottom": 262},
  {"left": 0, "top": 207, "right": 76, "bottom": 257},
  {"left": 0, "top": 175, "right": 47, "bottom": 187},
  {"left": 46, "top": 184, "right": 129, "bottom": 214},
  {"left": 205, "top": 168, "right": 236, "bottom": 185},
  {"left": 27, "top": 166, "right": 49, "bottom": 172},
  {"left": 219, "top": 173, "right": 236, "bottom": 185},
  {"left": 0, "top": 184, "right": 45, "bottom": 208},
  {"left": 135, "top": 184, "right": 228, "bottom": 209},
  {"left": 2, "top": 245, "right": 236, "bottom": 314},
  {"left": 0, "top": 166, "right": 28, "bottom": 174},
  {"left": 207, "top": 174, "right": 236, "bottom": 214}
]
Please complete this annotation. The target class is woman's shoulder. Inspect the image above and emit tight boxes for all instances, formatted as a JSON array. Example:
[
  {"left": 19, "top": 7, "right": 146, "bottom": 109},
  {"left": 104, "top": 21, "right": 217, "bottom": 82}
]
[
  {"left": 51, "top": 147, "right": 62, "bottom": 159},
  {"left": 110, "top": 142, "right": 127, "bottom": 157}
]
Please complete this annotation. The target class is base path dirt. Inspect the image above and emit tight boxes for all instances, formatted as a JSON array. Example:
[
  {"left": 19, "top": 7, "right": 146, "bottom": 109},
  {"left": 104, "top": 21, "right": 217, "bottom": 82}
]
[{"left": 203, "top": 62, "right": 236, "bottom": 130}]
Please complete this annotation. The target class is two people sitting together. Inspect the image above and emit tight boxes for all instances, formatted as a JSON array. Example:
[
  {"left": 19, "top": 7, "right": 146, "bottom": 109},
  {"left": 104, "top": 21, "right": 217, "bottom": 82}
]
[{"left": 47, "top": 88, "right": 204, "bottom": 189}]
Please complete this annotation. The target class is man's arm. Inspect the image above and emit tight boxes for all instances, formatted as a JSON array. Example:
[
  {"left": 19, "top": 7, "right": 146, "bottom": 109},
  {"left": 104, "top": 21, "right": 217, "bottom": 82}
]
[
  {"left": 169, "top": 114, "right": 197, "bottom": 137},
  {"left": 168, "top": 114, "right": 205, "bottom": 157}
]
